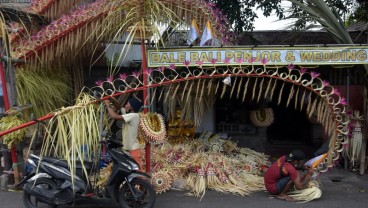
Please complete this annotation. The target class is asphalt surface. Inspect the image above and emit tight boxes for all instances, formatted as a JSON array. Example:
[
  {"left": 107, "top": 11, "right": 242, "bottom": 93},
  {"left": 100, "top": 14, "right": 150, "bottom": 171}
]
[{"left": 1, "top": 167, "right": 368, "bottom": 208}]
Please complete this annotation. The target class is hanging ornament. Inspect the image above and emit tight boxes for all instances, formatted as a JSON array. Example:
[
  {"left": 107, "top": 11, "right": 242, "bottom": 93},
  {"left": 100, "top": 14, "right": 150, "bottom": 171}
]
[
  {"left": 138, "top": 112, "right": 167, "bottom": 144},
  {"left": 347, "top": 111, "right": 364, "bottom": 166},
  {"left": 249, "top": 108, "right": 275, "bottom": 127},
  {"left": 222, "top": 76, "right": 232, "bottom": 86}
]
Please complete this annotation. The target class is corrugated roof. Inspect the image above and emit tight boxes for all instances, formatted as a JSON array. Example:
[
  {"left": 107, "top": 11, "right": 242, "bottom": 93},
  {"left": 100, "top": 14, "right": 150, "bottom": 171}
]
[{"left": 347, "top": 21, "right": 368, "bottom": 32}]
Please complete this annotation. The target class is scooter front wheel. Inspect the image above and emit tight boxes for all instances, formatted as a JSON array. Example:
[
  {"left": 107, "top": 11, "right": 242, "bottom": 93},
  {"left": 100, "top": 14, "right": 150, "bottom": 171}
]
[
  {"left": 118, "top": 178, "right": 156, "bottom": 208},
  {"left": 23, "top": 178, "right": 57, "bottom": 208}
]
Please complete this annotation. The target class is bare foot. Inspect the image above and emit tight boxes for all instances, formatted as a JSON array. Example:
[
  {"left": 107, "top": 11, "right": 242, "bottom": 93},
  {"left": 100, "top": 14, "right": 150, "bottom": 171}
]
[{"left": 276, "top": 194, "right": 295, "bottom": 202}]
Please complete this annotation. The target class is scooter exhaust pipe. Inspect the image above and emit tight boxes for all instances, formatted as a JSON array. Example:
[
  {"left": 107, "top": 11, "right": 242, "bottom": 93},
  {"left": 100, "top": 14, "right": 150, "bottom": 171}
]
[{"left": 23, "top": 183, "right": 56, "bottom": 204}]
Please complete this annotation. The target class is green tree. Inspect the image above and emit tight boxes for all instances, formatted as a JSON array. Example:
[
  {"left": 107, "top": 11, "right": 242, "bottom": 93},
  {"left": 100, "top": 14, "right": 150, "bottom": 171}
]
[
  {"left": 210, "top": 0, "right": 355, "bottom": 32},
  {"left": 347, "top": 0, "right": 368, "bottom": 25}
]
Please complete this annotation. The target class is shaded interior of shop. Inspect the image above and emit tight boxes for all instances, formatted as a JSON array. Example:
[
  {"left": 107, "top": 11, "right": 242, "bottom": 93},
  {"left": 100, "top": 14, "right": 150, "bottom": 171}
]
[{"left": 213, "top": 65, "right": 365, "bottom": 159}]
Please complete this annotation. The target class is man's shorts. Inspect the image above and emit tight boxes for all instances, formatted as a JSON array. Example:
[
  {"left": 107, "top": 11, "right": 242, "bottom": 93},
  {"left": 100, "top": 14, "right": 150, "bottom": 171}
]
[{"left": 276, "top": 176, "right": 291, "bottom": 193}]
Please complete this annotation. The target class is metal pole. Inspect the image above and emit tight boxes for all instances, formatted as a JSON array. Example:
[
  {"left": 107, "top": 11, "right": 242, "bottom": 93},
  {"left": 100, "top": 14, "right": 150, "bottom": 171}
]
[
  {"left": 141, "top": 39, "right": 151, "bottom": 173},
  {"left": 0, "top": 57, "right": 10, "bottom": 110},
  {"left": 344, "top": 69, "right": 350, "bottom": 170},
  {"left": 1, "top": 37, "right": 20, "bottom": 183},
  {"left": 359, "top": 86, "right": 367, "bottom": 175}
]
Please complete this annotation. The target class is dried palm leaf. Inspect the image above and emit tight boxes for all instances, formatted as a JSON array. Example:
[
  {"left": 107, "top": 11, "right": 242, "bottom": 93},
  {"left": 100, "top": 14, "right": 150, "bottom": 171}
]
[
  {"left": 277, "top": 82, "right": 285, "bottom": 105},
  {"left": 286, "top": 84, "right": 295, "bottom": 108},
  {"left": 242, "top": 78, "right": 250, "bottom": 102}
]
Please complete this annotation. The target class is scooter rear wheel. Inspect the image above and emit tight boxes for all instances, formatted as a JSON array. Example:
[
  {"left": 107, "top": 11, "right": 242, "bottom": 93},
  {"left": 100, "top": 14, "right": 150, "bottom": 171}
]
[
  {"left": 118, "top": 178, "right": 156, "bottom": 208},
  {"left": 23, "top": 178, "right": 57, "bottom": 208}
]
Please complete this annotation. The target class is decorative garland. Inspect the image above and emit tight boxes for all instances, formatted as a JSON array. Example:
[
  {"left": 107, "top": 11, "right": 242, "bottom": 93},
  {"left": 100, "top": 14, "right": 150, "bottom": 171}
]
[
  {"left": 92, "top": 62, "right": 352, "bottom": 173},
  {"left": 138, "top": 112, "right": 167, "bottom": 144},
  {"left": 249, "top": 108, "right": 275, "bottom": 127}
]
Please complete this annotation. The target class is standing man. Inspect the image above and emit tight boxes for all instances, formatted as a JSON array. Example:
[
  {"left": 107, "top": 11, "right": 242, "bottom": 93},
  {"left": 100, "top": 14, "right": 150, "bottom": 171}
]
[
  {"left": 264, "top": 149, "right": 314, "bottom": 202},
  {"left": 104, "top": 97, "right": 143, "bottom": 169}
]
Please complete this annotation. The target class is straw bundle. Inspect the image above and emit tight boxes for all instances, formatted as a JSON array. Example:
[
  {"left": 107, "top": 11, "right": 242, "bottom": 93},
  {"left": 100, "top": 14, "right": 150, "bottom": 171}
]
[
  {"left": 0, "top": 113, "right": 26, "bottom": 148},
  {"left": 288, "top": 181, "right": 322, "bottom": 202},
  {"left": 150, "top": 132, "right": 269, "bottom": 197},
  {"left": 16, "top": 67, "right": 72, "bottom": 118}
]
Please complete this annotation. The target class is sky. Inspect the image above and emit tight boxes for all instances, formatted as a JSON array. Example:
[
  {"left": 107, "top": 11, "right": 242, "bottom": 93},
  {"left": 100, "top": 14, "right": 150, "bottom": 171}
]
[
  {"left": 253, "top": 11, "right": 292, "bottom": 30},
  {"left": 253, "top": 1, "right": 293, "bottom": 30}
]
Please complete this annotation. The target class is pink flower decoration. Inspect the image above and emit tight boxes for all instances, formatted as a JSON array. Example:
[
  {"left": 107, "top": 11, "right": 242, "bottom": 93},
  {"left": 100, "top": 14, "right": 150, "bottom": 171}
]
[
  {"left": 210, "top": 59, "right": 218, "bottom": 64},
  {"left": 323, "top": 80, "right": 329, "bottom": 86},
  {"left": 310, "top": 71, "right": 320, "bottom": 78},
  {"left": 340, "top": 97, "right": 348, "bottom": 105},
  {"left": 196, "top": 60, "right": 204, "bottom": 66},
  {"left": 106, "top": 76, "right": 114, "bottom": 82},
  {"left": 247, "top": 57, "right": 256, "bottom": 64},
  {"left": 223, "top": 58, "right": 231, "bottom": 64},
  {"left": 260, "top": 58, "right": 268, "bottom": 65},
  {"left": 300, "top": 68, "right": 307, "bottom": 73},
  {"left": 119, "top": 73, "right": 127, "bottom": 80},
  {"left": 235, "top": 58, "right": 244, "bottom": 64},
  {"left": 183, "top": 60, "right": 190, "bottom": 67},
  {"left": 287, "top": 63, "right": 294, "bottom": 70},
  {"left": 145, "top": 68, "right": 152, "bottom": 75},
  {"left": 132, "top": 71, "right": 141, "bottom": 77},
  {"left": 95, "top": 80, "right": 103, "bottom": 86},
  {"left": 158, "top": 66, "right": 165, "bottom": 72},
  {"left": 333, "top": 88, "right": 340, "bottom": 96},
  {"left": 169, "top": 64, "right": 176, "bottom": 70}
]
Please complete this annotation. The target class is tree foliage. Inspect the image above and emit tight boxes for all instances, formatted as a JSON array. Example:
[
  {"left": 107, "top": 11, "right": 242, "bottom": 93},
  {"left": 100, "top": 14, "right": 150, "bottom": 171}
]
[
  {"left": 210, "top": 0, "right": 357, "bottom": 32},
  {"left": 347, "top": 0, "right": 368, "bottom": 24}
]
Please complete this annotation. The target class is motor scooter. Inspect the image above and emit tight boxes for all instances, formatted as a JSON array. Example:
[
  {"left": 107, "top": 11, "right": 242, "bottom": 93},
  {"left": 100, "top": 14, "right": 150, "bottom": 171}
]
[{"left": 18, "top": 129, "right": 156, "bottom": 208}]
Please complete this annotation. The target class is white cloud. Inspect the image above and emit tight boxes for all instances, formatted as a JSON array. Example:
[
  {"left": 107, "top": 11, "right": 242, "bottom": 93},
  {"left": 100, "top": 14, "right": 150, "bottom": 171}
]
[{"left": 253, "top": 1, "right": 293, "bottom": 30}]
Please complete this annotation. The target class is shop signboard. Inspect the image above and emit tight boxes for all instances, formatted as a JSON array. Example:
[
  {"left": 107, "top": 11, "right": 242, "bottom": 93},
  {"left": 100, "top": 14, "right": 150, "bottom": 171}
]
[{"left": 147, "top": 46, "right": 368, "bottom": 67}]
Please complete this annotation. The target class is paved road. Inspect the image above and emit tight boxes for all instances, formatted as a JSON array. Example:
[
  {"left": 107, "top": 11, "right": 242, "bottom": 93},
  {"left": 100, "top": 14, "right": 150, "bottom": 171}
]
[{"left": 1, "top": 168, "right": 368, "bottom": 208}]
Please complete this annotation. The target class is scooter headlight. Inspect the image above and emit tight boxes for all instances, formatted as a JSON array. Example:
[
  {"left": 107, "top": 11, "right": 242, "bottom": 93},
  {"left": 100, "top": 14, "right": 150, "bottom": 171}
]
[
  {"left": 129, "top": 161, "right": 139, "bottom": 170},
  {"left": 119, "top": 161, "right": 132, "bottom": 170},
  {"left": 27, "top": 158, "right": 37, "bottom": 167}
]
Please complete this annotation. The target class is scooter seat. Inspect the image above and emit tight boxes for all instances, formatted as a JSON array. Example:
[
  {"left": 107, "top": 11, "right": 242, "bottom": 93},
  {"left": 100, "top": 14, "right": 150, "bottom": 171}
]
[{"left": 42, "top": 157, "right": 93, "bottom": 170}]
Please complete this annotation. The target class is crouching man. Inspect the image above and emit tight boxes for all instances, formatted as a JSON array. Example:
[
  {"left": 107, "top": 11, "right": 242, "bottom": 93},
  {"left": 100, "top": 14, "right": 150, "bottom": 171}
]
[{"left": 264, "top": 149, "right": 314, "bottom": 202}]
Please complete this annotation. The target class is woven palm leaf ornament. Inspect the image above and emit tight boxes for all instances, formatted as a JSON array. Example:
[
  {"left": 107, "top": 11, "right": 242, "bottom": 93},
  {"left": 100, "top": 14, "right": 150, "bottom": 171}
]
[
  {"left": 151, "top": 170, "right": 173, "bottom": 194},
  {"left": 249, "top": 108, "right": 275, "bottom": 127},
  {"left": 343, "top": 111, "right": 364, "bottom": 166},
  {"left": 138, "top": 112, "right": 167, "bottom": 144},
  {"left": 92, "top": 59, "right": 353, "bottom": 173}
]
